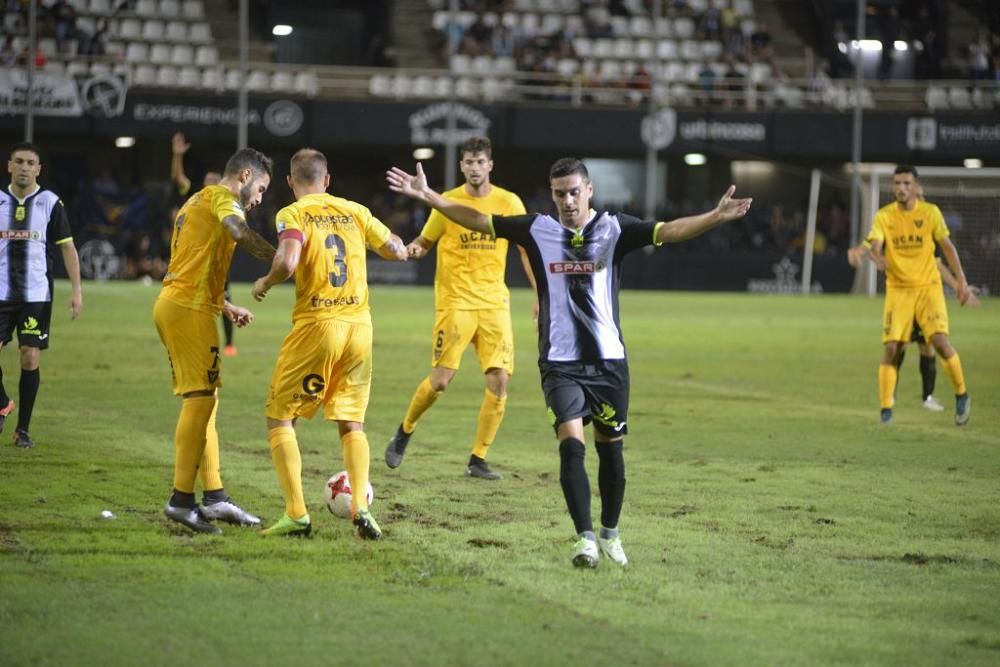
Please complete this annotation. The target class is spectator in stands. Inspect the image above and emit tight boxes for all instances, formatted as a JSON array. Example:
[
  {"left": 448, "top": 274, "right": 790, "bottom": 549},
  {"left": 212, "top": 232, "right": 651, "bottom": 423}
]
[
  {"left": 876, "top": 4, "right": 900, "bottom": 80},
  {"left": 749, "top": 23, "right": 780, "bottom": 75},
  {"left": 0, "top": 35, "right": 16, "bottom": 67},
  {"left": 50, "top": 0, "right": 84, "bottom": 55},
  {"left": 697, "top": 62, "right": 717, "bottom": 107},
  {"left": 584, "top": 3, "right": 613, "bottom": 38},
  {"left": 721, "top": 64, "right": 744, "bottom": 109},
  {"left": 80, "top": 19, "right": 108, "bottom": 57},
  {"left": 492, "top": 22, "right": 516, "bottom": 58},
  {"left": 700, "top": 4, "right": 722, "bottom": 41},
  {"left": 466, "top": 13, "right": 494, "bottom": 55},
  {"left": 968, "top": 30, "right": 991, "bottom": 80},
  {"left": 914, "top": 5, "right": 939, "bottom": 79},
  {"left": 829, "top": 20, "right": 852, "bottom": 79}
]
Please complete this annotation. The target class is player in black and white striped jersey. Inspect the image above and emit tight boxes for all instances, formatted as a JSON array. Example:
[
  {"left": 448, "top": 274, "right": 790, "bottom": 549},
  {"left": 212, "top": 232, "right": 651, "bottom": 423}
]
[
  {"left": 389, "top": 157, "right": 751, "bottom": 568},
  {"left": 0, "top": 142, "right": 83, "bottom": 448}
]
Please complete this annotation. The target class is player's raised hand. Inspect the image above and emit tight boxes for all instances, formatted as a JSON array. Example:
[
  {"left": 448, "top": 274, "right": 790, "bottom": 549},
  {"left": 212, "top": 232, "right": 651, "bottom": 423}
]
[
  {"left": 387, "top": 163, "right": 429, "bottom": 200},
  {"left": 716, "top": 185, "right": 752, "bottom": 222},
  {"left": 171, "top": 132, "right": 190, "bottom": 155}
]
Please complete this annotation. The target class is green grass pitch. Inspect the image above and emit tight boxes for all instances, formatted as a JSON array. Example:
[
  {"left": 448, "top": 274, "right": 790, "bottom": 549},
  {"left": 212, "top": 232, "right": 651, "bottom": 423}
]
[{"left": 1, "top": 280, "right": 998, "bottom": 666}]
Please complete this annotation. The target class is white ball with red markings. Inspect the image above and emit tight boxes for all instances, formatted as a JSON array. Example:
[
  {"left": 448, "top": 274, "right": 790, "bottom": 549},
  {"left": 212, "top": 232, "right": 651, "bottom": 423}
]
[{"left": 323, "top": 470, "right": 374, "bottom": 519}]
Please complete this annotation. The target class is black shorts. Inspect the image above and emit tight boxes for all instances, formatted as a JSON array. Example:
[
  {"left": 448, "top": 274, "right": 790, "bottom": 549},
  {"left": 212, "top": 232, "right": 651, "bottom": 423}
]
[
  {"left": 539, "top": 359, "right": 630, "bottom": 438},
  {"left": 0, "top": 301, "right": 53, "bottom": 350},
  {"left": 910, "top": 320, "right": 923, "bottom": 343}
]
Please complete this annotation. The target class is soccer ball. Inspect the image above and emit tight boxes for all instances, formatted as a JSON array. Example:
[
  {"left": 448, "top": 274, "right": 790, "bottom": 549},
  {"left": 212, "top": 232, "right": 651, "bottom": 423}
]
[{"left": 323, "top": 470, "right": 374, "bottom": 519}]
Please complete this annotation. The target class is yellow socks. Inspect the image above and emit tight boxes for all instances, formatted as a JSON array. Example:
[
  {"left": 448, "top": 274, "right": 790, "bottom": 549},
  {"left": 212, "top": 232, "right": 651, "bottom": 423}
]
[
  {"left": 878, "top": 364, "right": 897, "bottom": 410},
  {"left": 341, "top": 430, "right": 371, "bottom": 514},
  {"left": 402, "top": 377, "right": 442, "bottom": 433},
  {"left": 268, "top": 426, "right": 307, "bottom": 520},
  {"left": 939, "top": 353, "right": 967, "bottom": 396},
  {"left": 199, "top": 399, "right": 223, "bottom": 492},
  {"left": 172, "top": 395, "right": 217, "bottom": 494},
  {"left": 472, "top": 389, "right": 507, "bottom": 460}
]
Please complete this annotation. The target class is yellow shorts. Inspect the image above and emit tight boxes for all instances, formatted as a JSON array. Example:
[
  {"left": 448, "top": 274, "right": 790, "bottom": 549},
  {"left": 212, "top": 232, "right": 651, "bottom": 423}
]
[
  {"left": 266, "top": 318, "right": 373, "bottom": 422},
  {"left": 153, "top": 297, "right": 222, "bottom": 396},
  {"left": 882, "top": 285, "right": 949, "bottom": 344},
  {"left": 431, "top": 308, "right": 514, "bottom": 374}
]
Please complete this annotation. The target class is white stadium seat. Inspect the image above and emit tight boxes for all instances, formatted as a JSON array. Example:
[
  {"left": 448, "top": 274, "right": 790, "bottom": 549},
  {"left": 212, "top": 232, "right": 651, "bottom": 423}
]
[{"left": 177, "top": 66, "right": 200, "bottom": 87}]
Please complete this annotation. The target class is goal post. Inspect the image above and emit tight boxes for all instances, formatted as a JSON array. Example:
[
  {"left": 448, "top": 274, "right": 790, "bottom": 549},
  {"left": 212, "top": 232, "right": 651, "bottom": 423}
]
[{"left": 860, "top": 166, "right": 1000, "bottom": 297}]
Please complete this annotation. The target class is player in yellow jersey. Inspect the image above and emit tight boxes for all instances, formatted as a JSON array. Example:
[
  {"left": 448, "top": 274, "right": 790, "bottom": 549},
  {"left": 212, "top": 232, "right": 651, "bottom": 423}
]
[
  {"left": 153, "top": 147, "right": 277, "bottom": 534},
  {"left": 251, "top": 148, "right": 407, "bottom": 540},
  {"left": 384, "top": 137, "right": 533, "bottom": 480},
  {"left": 863, "top": 165, "right": 972, "bottom": 426}
]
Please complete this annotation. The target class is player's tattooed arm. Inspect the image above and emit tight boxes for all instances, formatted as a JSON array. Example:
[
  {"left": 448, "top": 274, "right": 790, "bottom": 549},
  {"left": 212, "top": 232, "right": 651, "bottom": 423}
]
[
  {"left": 222, "top": 214, "right": 276, "bottom": 263},
  {"left": 376, "top": 233, "right": 408, "bottom": 261}
]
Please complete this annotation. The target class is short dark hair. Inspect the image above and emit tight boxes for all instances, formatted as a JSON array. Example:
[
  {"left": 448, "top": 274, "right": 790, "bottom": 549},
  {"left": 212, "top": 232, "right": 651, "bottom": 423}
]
[
  {"left": 549, "top": 157, "right": 589, "bottom": 182},
  {"left": 894, "top": 165, "right": 919, "bottom": 179},
  {"left": 459, "top": 137, "right": 492, "bottom": 159},
  {"left": 9, "top": 142, "right": 41, "bottom": 162},
  {"left": 223, "top": 147, "right": 273, "bottom": 180},
  {"left": 289, "top": 147, "right": 328, "bottom": 184}
]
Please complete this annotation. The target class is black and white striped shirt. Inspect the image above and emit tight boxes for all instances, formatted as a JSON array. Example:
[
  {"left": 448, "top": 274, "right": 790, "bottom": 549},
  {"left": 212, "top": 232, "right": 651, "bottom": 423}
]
[
  {"left": 0, "top": 186, "right": 73, "bottom": 302},
  {"left": 493, "top": 211, "right": 661, "bottom": 362}
]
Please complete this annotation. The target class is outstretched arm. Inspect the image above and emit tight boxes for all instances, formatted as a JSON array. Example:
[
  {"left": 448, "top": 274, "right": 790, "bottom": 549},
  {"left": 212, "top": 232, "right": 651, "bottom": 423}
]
[
  {"left": 936, "top": 259, "right": 980, "bottom": 306},
  {"left": 868, "top": 239, "right": 887, "bottom": 272},
  {"left": 387, "top": 163, "right": 493, "bottom": 235},
  {"left": 654, "top": 185, "right": 752, "bottom": 243},
  {"left": 252, "top": 237, "right": 301, "bottom": 301},
  {"left": 222, "top": 214, "right": 276, "bottom": 263},
  {"left": 375, "top": 233, "right": 408, "bottom": 261},
  {"left": 170, "top": 132, "right": 191, "bottom": 194},
  {"left": 59, "top": 241, "right": 83, "bottom": 319}
]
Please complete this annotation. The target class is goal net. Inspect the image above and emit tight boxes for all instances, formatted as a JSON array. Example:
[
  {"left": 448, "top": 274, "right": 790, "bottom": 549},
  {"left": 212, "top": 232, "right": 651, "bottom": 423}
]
[{"left": 861, "top": 167, "right": 1000, "bottom": 297}]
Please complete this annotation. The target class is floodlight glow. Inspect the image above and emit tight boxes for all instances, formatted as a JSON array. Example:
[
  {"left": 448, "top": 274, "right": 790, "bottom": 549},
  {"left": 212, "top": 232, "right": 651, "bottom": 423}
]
[
  {"left": 850, "top": 39, "right": 883, "bottom": 51},
  {"left": 963, "top": 158, "right": 983, "bottom": 169},
  {"left": 838, "top": 42, "right": 847, "bottom": 54},
  {"left": 684, "top": 153, "right": 707, "bottom": 166},
  {"left": 413, "top": 147, "right": 435, "bottom": 160},
  {"left": 894, "top": 40, "right": 908, "bottom": 51},
  {"left": 272, "top": 24, "right": 293, "bottom": 36},
  {"left": 115, "top": 136, "right": 135, "bottom": 148}
]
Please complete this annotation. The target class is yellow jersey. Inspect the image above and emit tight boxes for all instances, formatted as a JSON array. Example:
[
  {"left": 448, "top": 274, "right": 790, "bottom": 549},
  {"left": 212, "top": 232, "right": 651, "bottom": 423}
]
[
  {"left": 867, "top": 200, "right": 949, "bottom": 288},
  {"left": 160, "top": 185, "right": 245, "bottom": 315},
  {"left": 422, "top": 184, "right": 526, "bottom": 310},
  {"left": 275, "top": 192, "right": 391, "bottom": 325}
]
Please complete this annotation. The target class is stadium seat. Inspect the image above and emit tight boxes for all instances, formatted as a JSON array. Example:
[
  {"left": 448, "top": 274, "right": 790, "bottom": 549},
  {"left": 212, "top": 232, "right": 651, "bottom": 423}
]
[
  {"left": 67, "top": 61, "right": 89, "bottom": 77},
  {"left": 653, "top": 17, "right": 672, "bottom": 38},
  {"left": 592, "top": 39, "right": 614, "bottom": 59},
  {"left": 520, "top": 13, "right": 539, "bottom": 37},
  {"left": 195, "top": 45, "right": 218, "bottom": 66},
  {"left": 89, "top": 61, "right": 112, "bottom": 77},
  {"left": 66, "top": 0, "right": 87, "bottom": 11},
  {"left": 412, "top": 75, "right": 435, "bottom": 97},
  {"left": 171, "top": 44, "right": 193, "bottom": 65},
  {"left": 134, "top": 0, "right": 157, "bottom": 16},
  {"left": 540, "top": 14, "right": 564, "bottom": 34},
  {"left": 681, "top": 40, "right": 702, "bottom": 61},
  {"left": 609, "top": 15, "right": 628, "bottom": 37},
  {"left": 182, "top": 0, "right": 205, "bottom": 20},
  {"left": 224, "top": 68, "right": 242, "bottom": 90},
  {"left": 613, "top": 39, "right": 632, "bottom": 60},
  {"left": 556, "top": 57, "right": 579, "bottom": 75},
  {"left": 471, "top": 55, "right": 492, "bottom": 74},
  {"left": 125, "top": 42, "right": 149, "bottom": 62},
  {"left": 656, "top": 39, "right": 678, "bottom": 60},
  {"left": 924, "top": 85, "right": 947, "bottom": 110},
  {"left": 494, "top": 56, "right": 516, "bottom": 74},
  {"left": 661, "top": 61, "right": 685, "bottom": 81},
  {"left": 150, "top": 43, "right": 172, "bottom": 64},
  {"left": 688, "top": 0, "right": 708, "bottom": 12},
  {"left": 133, "top": 64, "right": 156, "bottom": 86},
  {"left": 89, "top": 0, "right": 112, "bottom": 14},
  {"left": 947, "top": 86, "right": 973, "bottom": 110},
  {"left": 293, "top": 71, "right": 317, "bottom": 95},
  {"left": 432, "top": 76, "right": 452, "bottom": 97},
  {"left": 634, "top": 39, "right": 654, "bottom": 60},
  {"left": 734, "top": 0, "right": 754, "bottom": 17},
  {"left": 574, "top": 37, "right": 592, "bottom": 58},
  {"left": 389, "top": 73, "right": 412, "bottom": 99},
  {"left": 674, "top": 17, "right": 695, "bottom": 39},
  {"left": 188, "top": 23, "right": 212, "bottom": 44},
  {"left": 368, "top": 73, "right": 391, "bottom": 96},
  {"left": 565, "top": 15, "right": 584, "bottom": 34},
  {"left": 702, "top": 41, "right": 723, "bottom": 60},
  {"left": 177, "top": 65, "right": 200, "bottom": 87},
  {"left": 156, "top": 65, "right": 178, "bottom": 87},
  {"left": 165, "top": 21, "right": 188, "bottom": 42},
  {"left": 455, "top": 77, "right": 478, "bottom": 99},
  {"left": 246, "top": 70, "right": 269, "bottom": 91},
  {"left": 200, "top": 67, "right": 220, "bottom": 89},
  {"left": 450, "top": 54, "right": 472, "bottom": 74},
  {"left": 271, "top": 70, "right": 294, "bottom": 92},
  {"left": 159, "top": 0, "right": 181, "bottom": 18},
  {"left": 118, "top": 18, "right": 142, "bottom": 40},
  {"left": 629, "top": 15, "right": 652, "bottom": 37},
  {"left": 142, "top": 20, "right": 165, "bottom": 41}
]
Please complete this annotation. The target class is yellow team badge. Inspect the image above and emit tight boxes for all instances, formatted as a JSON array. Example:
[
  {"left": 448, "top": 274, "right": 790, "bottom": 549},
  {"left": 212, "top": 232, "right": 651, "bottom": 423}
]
[{"left": 15, "top": 206, "right": 25, "bottom": 222}]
